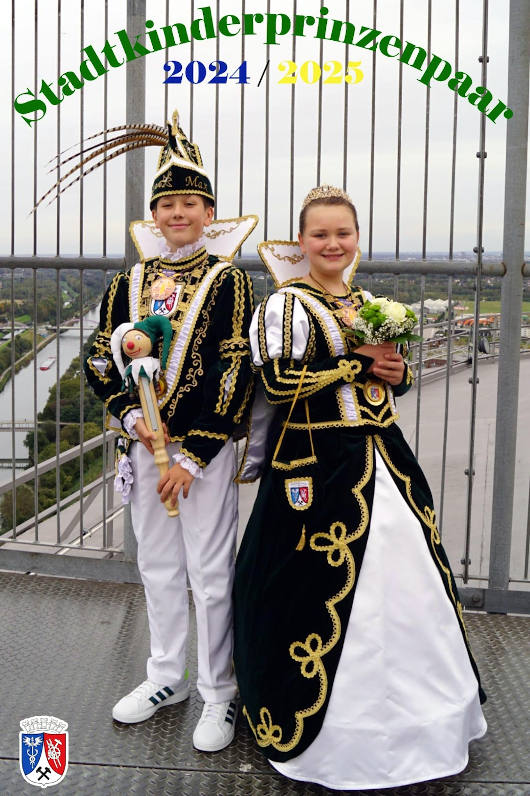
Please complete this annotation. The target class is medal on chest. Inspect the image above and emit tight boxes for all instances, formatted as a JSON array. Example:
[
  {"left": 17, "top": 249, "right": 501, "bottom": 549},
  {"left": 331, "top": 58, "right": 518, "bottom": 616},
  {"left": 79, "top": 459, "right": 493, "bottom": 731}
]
[
  {"left": 150, "top": 274, "right": 183, "bottom": 317},
  {"left": 335, "top": 302, "right": 358, "bottom": 328}
]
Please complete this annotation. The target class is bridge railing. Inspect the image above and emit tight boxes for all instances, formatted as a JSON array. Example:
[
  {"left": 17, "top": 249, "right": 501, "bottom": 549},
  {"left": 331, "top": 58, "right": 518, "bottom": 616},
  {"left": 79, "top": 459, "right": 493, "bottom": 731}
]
[
  {"left": 1, "top": 0, "right": 528, "bottom": 613},
  {"left": 0, "top": 256, "right": 528, "bottom": 613}
]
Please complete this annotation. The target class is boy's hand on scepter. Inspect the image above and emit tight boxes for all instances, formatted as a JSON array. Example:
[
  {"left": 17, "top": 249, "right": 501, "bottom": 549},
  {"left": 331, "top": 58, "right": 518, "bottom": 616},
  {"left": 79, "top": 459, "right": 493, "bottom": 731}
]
[
  {"left": 134, "top": 419, "right": 171, "bottom": 454},
  {"left": 158, "top": 463, "right": 195, "bottom": 506},
  {"left": 134, "top": 417, "right": 157, "bottom": 455}
]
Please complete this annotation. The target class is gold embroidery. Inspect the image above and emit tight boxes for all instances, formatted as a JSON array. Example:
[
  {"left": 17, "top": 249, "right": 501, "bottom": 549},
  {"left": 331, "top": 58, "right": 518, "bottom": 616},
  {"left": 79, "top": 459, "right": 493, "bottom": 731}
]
[
  {"left": 162, "top": 264, "right": 229, "bottom": 416},
  {"left": 232, "top": 269, "right": 246, "bottom": 338},
  {"left": 290, "top": 634, "right": 326, "bottom": 679},
  {"left": 284, "top": 416, "right": 397, "bottom": 430},
  {"left": 257, "top": 297, "right": 270, "bottom": 363},
  {"left": 219, "top": 336, "right": 249, "bottom": 357},
  {"left": 245, "top": 707, "right": 283, "bottom": 745},
  {"left": 271, "top": 456, "right": 317, "bottom": 471},
  {"left": 247, "top": 437, "right": 374, "bottom": 753},
  {"left": 104, "top": 390, "right": 130, "bottom": 409},
  {"left": 103, "top": 273, "right": 122, "bottom": 337},
  {"left": 282, "top": 293, "right": 294, "bottom": 358},
  {"left": 187, "top": 429, "right": 228, "bottom": 441},
  {"left": 178, "top": 447, "right": 207, "bottom": 469},
  {"left": 261, "top": 358, "right": 358, "bottom": 404},
  {"left": 204, "top": 223, "right": 238, "bottom": 238},
  {"left": 156, "top": 170, "right": 174, "bottom": 189},
  {"left": 261, "top": 242, "right": 305, "bottom": 265},
  {"left": 86, "top": 354, "right": 112, "bottom": 384},
  {"left": 234, "top": 379, "right": 253, "bottom": 425}
]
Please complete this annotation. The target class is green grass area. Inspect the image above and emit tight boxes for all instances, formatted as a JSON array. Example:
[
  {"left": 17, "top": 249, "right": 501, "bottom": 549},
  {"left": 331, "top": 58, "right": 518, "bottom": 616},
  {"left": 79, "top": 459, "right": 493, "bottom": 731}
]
[
  {"left": 15, "top": 314, "right": 31, "bottom": 324},
  {"left": 463, "top": 300, "right": 530, "bottom": 316}
]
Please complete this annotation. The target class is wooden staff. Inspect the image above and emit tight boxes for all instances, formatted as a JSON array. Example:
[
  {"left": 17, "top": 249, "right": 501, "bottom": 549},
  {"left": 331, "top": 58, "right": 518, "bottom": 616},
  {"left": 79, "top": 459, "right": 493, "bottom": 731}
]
[{"left": 137, "top": 373, "right": 179, "bottom": 517}]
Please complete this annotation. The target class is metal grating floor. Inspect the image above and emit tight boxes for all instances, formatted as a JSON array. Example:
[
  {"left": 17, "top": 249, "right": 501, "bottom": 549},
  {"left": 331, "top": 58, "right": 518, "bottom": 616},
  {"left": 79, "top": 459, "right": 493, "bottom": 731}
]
[{"left": 0, "top": 571, "right": 528, "bottom": 795}]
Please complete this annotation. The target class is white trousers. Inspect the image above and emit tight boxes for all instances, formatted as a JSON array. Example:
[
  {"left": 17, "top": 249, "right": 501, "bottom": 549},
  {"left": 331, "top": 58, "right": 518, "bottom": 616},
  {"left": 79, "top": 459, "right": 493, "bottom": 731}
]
[{"left": 130, "top": 440, "right": 238, "bottom": 703}]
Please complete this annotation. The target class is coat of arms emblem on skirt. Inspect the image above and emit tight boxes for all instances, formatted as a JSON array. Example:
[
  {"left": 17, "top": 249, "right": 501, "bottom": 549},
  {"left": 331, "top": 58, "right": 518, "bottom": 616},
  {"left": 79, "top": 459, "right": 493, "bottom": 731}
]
[
  {"left": 285, "top": 477, "right": 313, "bottom": 510},
  {"left": 19, "top": 715, "right": 68, "bottom": 788}
]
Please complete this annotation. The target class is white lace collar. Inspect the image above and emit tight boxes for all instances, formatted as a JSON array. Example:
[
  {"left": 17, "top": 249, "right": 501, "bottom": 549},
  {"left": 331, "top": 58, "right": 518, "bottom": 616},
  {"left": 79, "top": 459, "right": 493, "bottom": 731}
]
[{"left": 159, "top": 235, "right": 207, "bottom": 262}]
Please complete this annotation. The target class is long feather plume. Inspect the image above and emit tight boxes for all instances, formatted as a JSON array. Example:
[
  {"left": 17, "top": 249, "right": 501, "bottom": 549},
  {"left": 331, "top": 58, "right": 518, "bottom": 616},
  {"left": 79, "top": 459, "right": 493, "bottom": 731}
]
[
  {"left": 46, "top": 123, "right": 167, "bottom": 164},
  {"left": 50, "top": 131, "right": 166, "bottom": 172},
  {"left": 44, "top": 141, "right": 158, "bottom": 207},
  {"left": 33, "top": 125, "right": 170, "bottom": 212}
]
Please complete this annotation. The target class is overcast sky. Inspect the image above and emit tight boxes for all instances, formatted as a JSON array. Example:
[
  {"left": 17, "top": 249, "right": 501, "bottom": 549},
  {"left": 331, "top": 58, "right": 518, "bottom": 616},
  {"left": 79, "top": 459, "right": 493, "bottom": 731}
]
[{"left": 1, "top": 0, "right": 528, "bottom": 257}]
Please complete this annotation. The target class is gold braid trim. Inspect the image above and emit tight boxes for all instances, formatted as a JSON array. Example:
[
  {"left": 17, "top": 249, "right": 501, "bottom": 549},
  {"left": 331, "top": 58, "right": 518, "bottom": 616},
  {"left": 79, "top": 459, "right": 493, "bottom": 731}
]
[
  {"left": 231, "top": 269, "right": 246, "bottom": 338},
  {"left": 246, "top": 437, "right": 373, "bottom": 752},
  {"left": 260, "top": 358, "right": 360, "bottom": 404},
  {"left": 103, "top": 273, "right": 122, "bottom": 337},
  {"left": 373, "top": 434, "right": 467, "bottom": 640},
  {"left": 164, "top": 267, "right": 229, "bottom": 417},
  {"left": 179, "top": 447, "right": 207, "bottom": 469},
  {"left": 257, "top": 298, "right": 270, "bottom": 364},
  {"left": 214, "top": 269, "right": 249, "bottom": 415},
  {"left": 219, "top": 336, "right": 249, "bottom": 356},
  {"left": 216, "top": 358, "right": 241, "bottom": 415},
  {"left": 86, "top": 355, "right": 112, "bottom": 384},
  {"left": 282, "top": 292, "right": 294, "bottom": 358},
  {"left": 284, "top": 416, "right": 397, "bottom": 430},
  {"left": 234, "top": 377, "right": 254, "bottom": 424},
  {"left": 104, "top": 390, "right": 135, "bottom": 412},
  {"left": 187, "top": 429, "right": 228, "bottom": 441}
]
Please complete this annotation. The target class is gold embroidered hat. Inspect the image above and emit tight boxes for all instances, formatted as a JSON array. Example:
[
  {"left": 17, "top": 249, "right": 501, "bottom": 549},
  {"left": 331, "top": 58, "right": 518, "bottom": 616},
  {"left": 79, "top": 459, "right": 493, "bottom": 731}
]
[
  {"left": 150, "top": 110, "right": 214, "bottom": 208},
  {"left": 33, "top": 108, "right": 214, "bottom": 212}
]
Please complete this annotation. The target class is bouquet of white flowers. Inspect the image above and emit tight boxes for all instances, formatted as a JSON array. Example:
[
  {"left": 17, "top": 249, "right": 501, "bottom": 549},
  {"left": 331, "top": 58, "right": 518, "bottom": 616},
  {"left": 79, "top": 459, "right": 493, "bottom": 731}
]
[{"left": 347, "top": 297, "right": 421, "bottom": 345}]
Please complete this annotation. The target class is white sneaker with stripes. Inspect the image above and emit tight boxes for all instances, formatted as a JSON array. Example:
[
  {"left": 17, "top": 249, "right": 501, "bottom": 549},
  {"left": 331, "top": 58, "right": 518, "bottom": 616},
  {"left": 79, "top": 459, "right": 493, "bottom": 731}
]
[
  {"left": 193, "top": 699, "right": 238, "bottom": 752},
  {"left": 112, "top": 678, "right": 189, "bottom": 723}
]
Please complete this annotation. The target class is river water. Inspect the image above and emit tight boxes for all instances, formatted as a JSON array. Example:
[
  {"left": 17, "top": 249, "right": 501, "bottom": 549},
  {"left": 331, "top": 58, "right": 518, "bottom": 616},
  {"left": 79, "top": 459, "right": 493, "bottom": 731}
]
[{"left": 0, "top": 309, "right": 99, "bottom": 484}]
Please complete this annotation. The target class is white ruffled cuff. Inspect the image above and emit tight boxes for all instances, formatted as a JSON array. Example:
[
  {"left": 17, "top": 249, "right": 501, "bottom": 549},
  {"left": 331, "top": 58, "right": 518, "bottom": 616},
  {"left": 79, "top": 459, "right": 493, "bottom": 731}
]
[
  {"left": 123, "top": 408, "right": 144, "bottom": 439},
  {"left": 172, "top": 453, "right": 203, "bottom": 479},
  {"left": 114, "top": 453, "right": 134, "bottom": 504}
]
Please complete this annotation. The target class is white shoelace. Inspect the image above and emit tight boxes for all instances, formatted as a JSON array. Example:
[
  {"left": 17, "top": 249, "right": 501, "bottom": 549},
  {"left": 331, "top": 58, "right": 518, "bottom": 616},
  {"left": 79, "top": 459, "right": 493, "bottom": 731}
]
[
  {"left": 130, "top": 680, "right": 160, "bottom": 700},
  {"left": 200, "top": 702, "right": 226, "bottom": 723}
]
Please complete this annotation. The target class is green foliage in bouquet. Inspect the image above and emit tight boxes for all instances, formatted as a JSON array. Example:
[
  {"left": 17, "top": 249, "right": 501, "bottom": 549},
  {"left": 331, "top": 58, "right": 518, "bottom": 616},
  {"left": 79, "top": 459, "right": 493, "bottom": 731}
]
[{"left": 348, "top": 297, "right": 422, "bottom": 345}]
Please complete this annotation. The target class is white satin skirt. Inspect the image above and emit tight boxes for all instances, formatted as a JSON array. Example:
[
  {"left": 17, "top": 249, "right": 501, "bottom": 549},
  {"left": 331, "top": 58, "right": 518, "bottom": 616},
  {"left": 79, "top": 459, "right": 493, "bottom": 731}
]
[{"left": 271, "top": 450, "right": 487, "bottom": 790}]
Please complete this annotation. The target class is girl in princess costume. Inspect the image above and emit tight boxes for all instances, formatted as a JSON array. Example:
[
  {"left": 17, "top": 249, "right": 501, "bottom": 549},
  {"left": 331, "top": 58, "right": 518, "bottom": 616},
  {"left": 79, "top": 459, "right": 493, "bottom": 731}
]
[{"left": 234, "top": 186, "right": 486, "bottom": 790}]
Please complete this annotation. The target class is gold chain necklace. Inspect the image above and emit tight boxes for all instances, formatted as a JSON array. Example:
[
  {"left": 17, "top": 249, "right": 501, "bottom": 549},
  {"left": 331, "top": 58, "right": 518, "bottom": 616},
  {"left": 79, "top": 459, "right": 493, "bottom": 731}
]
[
  {"left": 307, "top": 273, "right": 359, "bottom": 328},
  {"left": 150, "top": 248, "right": 208, "bottom": 301}
]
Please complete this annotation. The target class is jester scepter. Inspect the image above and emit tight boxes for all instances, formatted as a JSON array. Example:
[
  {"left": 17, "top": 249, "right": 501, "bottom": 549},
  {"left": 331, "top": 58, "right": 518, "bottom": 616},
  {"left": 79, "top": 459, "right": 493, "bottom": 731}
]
[{"left": 110, "top": 316, "right": 178, "bottom": 517}]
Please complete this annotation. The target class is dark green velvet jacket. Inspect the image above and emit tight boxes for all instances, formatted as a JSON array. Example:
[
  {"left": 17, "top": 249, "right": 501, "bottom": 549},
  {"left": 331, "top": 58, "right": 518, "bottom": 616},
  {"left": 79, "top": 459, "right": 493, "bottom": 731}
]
[
  {"left": 84, "top": 247, "right": 254, "bottom": 468},
  {"left": 234, "top": 284, "right": 485, "bottom": 763}
]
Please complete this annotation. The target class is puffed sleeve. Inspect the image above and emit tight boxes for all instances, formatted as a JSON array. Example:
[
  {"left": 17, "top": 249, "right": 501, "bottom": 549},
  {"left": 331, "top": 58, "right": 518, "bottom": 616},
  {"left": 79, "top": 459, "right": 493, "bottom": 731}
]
[{"left": 251, "top": 292, "right": 375, "bottom": 405}]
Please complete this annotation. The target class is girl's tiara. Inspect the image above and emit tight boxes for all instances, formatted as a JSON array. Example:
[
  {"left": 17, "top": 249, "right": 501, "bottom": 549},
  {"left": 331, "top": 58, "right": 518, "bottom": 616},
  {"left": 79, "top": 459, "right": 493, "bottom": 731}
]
[{"left": 301, "top": 184, "right": 353, "bottom": 209}]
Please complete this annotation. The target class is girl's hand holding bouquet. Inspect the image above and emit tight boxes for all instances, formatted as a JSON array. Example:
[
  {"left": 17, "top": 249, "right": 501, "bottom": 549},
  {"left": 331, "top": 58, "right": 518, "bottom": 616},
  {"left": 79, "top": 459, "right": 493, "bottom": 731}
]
[{"left": 346, "top": 298, "right": 420, "bottom": 387}]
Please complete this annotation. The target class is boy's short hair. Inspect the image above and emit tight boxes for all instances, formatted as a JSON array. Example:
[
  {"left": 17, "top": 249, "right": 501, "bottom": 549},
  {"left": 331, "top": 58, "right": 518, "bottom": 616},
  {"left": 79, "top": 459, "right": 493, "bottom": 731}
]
[{"left": 150, "top": 195, "right": 215, "bottom": 212}]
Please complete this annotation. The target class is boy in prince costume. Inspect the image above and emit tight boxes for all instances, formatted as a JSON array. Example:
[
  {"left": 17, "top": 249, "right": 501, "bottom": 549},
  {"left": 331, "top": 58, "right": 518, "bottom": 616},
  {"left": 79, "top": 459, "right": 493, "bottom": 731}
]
[{"left": 82, "top": 111, "right": 255, "bottom": 751}]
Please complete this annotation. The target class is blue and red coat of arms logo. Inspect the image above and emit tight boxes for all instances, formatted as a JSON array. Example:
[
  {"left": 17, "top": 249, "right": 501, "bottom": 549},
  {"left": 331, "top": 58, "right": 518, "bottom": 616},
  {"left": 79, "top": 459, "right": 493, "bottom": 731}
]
[
  {"left": 286, "top": 477, "right": 313, "bottom": 511},
  {"left": 19, "top": 716, "right": 68, "bottom": 788}
]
